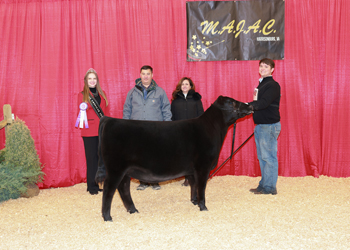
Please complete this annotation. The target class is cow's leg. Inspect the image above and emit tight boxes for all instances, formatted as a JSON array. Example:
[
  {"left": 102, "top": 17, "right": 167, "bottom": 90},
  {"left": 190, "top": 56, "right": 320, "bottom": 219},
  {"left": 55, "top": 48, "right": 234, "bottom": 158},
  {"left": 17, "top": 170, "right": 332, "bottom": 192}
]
[
  {"left": 195, "top": 169, "right": 210, "bottom": 211},
  {"left": 187, "top": 175, "right": 198, "bottom": 205},
  {"left": 95, "top": 149, "right": 106, "bottom": 185},
  {"left": 102, "top": 174, "right": 122, "bottom": 222},
  {"left": 117, "top": 175, "right": 138, "bottom": 214},
  {"left": 95, "top": 122, "right": 106, "bottom": 185}
]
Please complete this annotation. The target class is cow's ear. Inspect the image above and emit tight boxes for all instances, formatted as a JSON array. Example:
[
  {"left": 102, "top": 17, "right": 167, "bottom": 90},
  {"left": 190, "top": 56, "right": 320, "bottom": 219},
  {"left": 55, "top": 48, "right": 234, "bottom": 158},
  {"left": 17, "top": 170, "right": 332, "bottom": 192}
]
[{"left": 214, "top": 95, "right": 225, "bottom": 106}]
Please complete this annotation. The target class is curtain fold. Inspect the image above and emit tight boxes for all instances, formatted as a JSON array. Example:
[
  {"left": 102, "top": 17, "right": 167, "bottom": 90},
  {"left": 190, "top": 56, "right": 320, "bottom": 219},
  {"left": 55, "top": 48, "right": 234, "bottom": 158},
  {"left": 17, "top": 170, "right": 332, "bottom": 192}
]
[{"left": 0, "top": 0, "right": 349, "bottom": 188}]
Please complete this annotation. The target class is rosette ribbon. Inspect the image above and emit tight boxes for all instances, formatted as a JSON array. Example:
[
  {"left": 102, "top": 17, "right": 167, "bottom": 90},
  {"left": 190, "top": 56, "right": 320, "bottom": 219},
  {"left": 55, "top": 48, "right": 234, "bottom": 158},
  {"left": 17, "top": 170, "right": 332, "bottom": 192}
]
[{"left": 75, "top": 102, "right": 89, "bottom": 128}]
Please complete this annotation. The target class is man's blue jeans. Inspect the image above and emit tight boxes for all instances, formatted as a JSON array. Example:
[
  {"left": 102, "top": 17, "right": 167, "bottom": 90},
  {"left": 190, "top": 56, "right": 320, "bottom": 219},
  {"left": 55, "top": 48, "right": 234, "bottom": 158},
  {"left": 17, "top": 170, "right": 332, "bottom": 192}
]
[{"left": 254, "top": 122, "right": 281, "bottom": 194}]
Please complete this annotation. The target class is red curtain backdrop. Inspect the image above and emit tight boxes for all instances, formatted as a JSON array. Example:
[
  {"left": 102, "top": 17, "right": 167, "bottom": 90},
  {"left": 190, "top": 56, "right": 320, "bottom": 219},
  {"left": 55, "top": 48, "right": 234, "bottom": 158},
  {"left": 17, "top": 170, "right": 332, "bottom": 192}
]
[{"left": 0, "top": 0, "right": 349, "bottom": 188}]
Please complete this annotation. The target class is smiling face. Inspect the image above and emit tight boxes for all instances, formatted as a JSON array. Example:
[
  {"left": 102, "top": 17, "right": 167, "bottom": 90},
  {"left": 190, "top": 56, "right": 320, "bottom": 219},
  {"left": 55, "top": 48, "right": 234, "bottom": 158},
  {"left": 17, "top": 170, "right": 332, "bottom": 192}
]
[
  {"left": 140, "top": 69, "right": 153, "bottom": 87},
  {"left": 87, "top": 73, "right": 97, "bottom": 88},
  {"left": 181, "top": 79, "right": 192, "bottom": 94},
  {"left": 259, "top": 62, "right": 274, "bottom": 78}
]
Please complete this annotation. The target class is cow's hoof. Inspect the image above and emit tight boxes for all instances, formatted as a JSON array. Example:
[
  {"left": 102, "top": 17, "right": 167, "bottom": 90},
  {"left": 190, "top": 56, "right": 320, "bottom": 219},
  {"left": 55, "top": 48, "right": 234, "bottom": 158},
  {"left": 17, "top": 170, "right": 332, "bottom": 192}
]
[
  {"left": 191, "top": 200, "right": 198, "bottom": 205},
  {"left": 128, "top": 208, "right": 139, "bottom": 214},
  {"left": 103, "top": 216, "right": 113, "bottom": 222},
  {"left": 95, "top": 177, "right": 105, "bottom": 185},
  {"left": 199, "top": 206, "right": 208, "bottom": 211},
  {"left": 95, "top": 170, "right": 106, "bottom": 184}
]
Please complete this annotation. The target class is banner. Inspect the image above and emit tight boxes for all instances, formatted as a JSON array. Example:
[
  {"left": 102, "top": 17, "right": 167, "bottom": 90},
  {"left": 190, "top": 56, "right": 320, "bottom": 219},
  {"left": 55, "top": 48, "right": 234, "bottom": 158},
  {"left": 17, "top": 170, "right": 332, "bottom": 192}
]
[{"left": 186, "top": 0, "right": 285, "bottom": 61}]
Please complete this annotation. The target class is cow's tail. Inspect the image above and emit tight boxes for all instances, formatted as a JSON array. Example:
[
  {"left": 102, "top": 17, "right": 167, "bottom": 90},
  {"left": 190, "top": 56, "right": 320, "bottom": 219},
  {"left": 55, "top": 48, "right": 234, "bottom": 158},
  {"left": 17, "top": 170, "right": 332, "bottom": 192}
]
[{"left": 95, "top": 116, "right": 108, "bottom": 187}]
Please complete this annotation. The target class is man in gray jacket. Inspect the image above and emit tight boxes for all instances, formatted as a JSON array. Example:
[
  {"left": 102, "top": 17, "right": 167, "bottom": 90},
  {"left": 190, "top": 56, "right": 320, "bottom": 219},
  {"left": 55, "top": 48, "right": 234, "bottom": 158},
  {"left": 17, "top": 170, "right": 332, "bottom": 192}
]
[{"left": 123, "top": 65, "right": 172, "bottom": 190}]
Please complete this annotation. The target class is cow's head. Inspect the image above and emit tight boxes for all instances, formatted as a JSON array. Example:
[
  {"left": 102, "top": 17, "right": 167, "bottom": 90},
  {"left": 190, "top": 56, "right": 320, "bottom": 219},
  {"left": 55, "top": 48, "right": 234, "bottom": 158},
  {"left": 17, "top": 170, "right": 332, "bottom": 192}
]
[{"left": 213, "top": 96, "right": 253, "bottom": 125}]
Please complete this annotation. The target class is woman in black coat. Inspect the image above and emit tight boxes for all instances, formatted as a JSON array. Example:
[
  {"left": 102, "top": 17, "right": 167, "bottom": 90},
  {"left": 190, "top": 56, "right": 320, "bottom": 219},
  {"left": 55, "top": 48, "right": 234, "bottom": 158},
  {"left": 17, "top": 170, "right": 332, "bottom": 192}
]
[{"left": 171, "top": 77, "right": 204, "bottom": 186}]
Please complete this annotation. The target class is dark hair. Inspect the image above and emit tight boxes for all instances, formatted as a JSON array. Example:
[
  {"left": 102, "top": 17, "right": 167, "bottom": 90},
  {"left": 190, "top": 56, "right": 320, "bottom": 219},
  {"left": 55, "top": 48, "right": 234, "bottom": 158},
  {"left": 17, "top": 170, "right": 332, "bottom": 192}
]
[
  {"left": 259, "top": 58, "right": 275, "bottom": 69},
  {"left": 140, "top": 65, "right": 153, "bottom": 73},
  {"left": 172, "top": 77, "right": 196, "bottom": 100}
]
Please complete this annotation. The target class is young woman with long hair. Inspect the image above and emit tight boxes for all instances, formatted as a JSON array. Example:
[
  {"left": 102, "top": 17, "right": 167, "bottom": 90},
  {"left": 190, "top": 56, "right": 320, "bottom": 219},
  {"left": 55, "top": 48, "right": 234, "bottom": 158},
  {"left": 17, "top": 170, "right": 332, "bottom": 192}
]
[{"left": 77, "top": 68, "right": 108, "bottom": 195}]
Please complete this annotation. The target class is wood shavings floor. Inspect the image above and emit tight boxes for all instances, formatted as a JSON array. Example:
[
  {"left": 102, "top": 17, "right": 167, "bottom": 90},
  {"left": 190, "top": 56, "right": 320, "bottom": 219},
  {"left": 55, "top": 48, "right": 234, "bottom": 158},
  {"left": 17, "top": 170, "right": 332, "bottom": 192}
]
[{"left": 1, "top": 176, "right": 350, "bottom": 249}]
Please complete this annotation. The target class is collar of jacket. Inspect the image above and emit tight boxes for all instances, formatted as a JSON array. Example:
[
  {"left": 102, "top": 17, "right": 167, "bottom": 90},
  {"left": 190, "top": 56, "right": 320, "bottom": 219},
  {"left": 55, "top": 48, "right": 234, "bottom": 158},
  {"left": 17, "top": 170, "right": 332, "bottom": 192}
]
[
  {"left": 258, "top": 76, "right": 274, "bottom": 88},
  {"left": 261, "top": 76, "right": 273, "bottom": 82},
  {"left": 176, "top": 89, "right": 201, "bottom": 100},
  {"left": 135, "top": 78, "right": 157, "bottom": 92}
]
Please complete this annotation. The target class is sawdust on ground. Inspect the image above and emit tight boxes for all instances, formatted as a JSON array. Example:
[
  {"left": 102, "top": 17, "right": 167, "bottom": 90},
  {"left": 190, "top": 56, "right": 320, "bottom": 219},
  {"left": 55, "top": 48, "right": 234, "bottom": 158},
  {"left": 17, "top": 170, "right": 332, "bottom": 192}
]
[{"left": 0, "top": 175, "right": 350, "bottom": 250}]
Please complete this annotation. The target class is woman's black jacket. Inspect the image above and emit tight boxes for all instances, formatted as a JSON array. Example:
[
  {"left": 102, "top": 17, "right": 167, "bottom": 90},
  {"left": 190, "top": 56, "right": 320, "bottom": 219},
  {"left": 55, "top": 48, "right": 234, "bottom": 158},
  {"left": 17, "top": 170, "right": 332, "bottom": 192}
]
[{"left": 171, "top": 89, "right": 204, "bottom": 121}]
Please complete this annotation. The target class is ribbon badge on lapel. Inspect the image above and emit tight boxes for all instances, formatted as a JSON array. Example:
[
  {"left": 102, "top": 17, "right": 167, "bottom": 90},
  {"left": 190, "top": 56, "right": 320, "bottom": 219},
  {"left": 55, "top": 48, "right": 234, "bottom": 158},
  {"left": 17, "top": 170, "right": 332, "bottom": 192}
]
[{"left": 75, "top": 102, "right": 89, "bottom": 128}]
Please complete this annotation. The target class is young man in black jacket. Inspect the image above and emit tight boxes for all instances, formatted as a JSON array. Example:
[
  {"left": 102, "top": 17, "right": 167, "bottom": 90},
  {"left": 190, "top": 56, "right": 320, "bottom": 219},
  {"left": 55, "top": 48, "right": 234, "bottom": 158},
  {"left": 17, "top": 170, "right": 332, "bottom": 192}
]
[{"left": 249, "top": 58, "right": 281, "bottom": 195}]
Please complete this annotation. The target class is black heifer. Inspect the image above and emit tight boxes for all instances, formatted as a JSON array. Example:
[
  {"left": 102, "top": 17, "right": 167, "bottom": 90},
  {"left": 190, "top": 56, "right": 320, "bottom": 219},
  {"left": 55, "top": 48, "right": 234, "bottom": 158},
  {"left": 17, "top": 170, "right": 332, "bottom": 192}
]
[{"left": 95, "top": 96, "right": 253, "bottom": 221}]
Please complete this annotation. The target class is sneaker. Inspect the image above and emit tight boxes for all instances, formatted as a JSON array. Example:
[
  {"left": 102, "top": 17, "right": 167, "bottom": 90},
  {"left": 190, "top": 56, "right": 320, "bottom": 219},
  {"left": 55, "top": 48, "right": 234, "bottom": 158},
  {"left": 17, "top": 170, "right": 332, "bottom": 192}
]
[
  {"left": 137, "top": 183, "right": 149, "bottom": 190},
  {"left": 151, "top": 183, "right": 161, "bottom": 190}
]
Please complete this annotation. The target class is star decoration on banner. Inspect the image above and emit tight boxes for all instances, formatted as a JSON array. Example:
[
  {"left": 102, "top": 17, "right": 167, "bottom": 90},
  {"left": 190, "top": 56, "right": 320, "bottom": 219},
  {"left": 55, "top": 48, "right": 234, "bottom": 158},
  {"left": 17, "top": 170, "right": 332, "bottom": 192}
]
[
  {"left": 187, "top": 35, "right": 225, "bottom": 61},
  {"left": 191, "top": 36, "right": 224, "bottom": 54}
]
